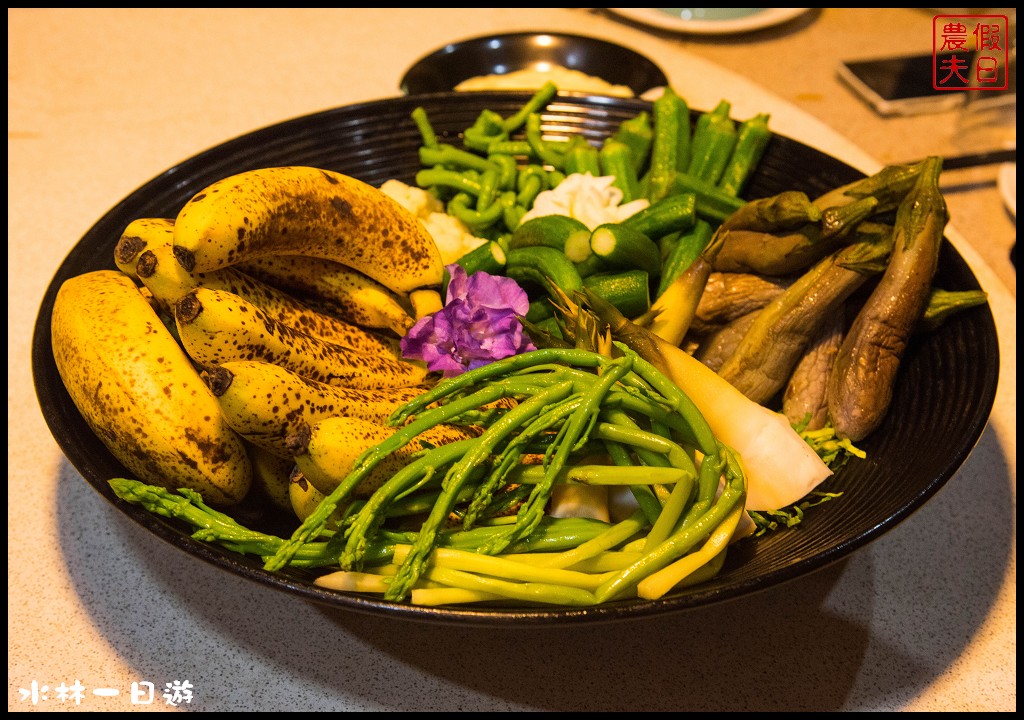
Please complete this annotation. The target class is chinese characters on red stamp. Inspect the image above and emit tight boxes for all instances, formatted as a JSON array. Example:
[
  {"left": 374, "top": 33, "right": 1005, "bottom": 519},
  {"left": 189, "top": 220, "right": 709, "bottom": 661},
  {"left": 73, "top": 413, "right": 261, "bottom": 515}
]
[{"left": 933, "top": 14, "right": 1010, "bottom": 91}]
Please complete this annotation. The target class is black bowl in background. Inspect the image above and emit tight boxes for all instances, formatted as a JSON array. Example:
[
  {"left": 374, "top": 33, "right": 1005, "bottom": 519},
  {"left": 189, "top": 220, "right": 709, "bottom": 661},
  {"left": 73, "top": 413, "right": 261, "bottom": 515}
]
[{"left": 399, "top": 31, "right": 669, "bottom": 96}]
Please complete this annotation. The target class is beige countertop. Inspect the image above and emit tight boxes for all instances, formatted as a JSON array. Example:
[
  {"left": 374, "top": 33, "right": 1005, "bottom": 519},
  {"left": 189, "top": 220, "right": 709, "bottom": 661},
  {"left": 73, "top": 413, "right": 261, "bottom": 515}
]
[{"left": 8, "top": 8, "right": 1015, "bottom": 712}]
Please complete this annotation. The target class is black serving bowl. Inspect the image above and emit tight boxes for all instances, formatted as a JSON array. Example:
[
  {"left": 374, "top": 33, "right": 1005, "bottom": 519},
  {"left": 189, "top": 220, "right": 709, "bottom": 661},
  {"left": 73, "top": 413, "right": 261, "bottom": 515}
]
[
  {"left": 32, "top": 92, "right": 999, "bottom": 627},
  {"left": 399, "top": 31, "right": 669, "bottom": 96}
]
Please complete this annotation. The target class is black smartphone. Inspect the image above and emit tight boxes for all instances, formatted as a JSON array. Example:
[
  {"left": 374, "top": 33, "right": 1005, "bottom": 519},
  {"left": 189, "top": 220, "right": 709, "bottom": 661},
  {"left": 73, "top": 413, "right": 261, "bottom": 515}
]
[{"left": 837, "top": 52, "right": 971, "bottom": 117}]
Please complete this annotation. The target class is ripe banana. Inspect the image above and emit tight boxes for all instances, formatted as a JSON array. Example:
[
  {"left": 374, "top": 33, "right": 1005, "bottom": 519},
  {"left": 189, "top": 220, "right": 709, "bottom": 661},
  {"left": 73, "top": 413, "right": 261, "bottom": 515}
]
[
  {"left": 247, "top": 441, "right": 294, "bottom": 513},
  {"left": 202, "top": 359, "right": 425, "bottom": 458},
  {"left": 288, "top": 469, "right": 349, "bottom": 529},
  {"left": 136, "top": 239, "right": 401, "bottom": 357},
  {"left": 172, "top": 166, "right": 445, "bottom": 296},
  {"left": 288, "top": 416, "right": 480, "bottom": 499},
  {"left": 113, "top": 217, "right": 175, "bottom": 279},
  {"left": 50, "top": 270, "right": 252, "bottom": 505},
  {"left": 289, "top": 470, "right": 327, "bottom": 522},
  {"left": 174, "top": 287, "right": 427, "bottom": 389},
  {"left": 237, "top": 254, "right": 417, "bottom": 336}
]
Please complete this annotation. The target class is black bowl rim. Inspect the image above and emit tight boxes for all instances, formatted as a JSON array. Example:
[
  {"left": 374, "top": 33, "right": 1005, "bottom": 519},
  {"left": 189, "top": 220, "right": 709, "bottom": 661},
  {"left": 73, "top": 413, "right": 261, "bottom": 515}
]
[{"left": 399, "top": 31, "right": 670, "bottom": 96}]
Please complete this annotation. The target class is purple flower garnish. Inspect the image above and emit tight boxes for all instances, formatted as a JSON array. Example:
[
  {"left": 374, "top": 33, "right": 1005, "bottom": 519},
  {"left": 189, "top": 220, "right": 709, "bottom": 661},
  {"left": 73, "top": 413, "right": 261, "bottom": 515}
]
[{"left": 401, "top": 265, "right": 536, "bottom": 377}]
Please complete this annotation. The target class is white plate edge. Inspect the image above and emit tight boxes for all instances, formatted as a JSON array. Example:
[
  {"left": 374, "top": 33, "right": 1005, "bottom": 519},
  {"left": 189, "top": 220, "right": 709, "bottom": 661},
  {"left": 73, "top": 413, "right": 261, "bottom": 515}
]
[{"left": 608, "top": 8, "right": 811, "bottom": 35}]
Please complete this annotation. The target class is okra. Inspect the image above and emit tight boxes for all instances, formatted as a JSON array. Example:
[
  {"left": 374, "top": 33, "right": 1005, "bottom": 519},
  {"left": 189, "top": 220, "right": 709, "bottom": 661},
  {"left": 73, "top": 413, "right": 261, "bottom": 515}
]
[
  {"left": 590, "top": 223, "right": 661, "bottom": 277},
  {"left": 717, "top": 113, "right": 772, "bottom": 196},
  {"left": 622, "top": 192, "right": 697, "bottom": 241},
  {"left": 611, "top": 110, "right": 654, "bottom": 175},
  {"left": 687, "top": 100, "right": 737, "bottom": 185},
  {"left": 667, "top": 172, "right": 746, "bottom": 224},
  {"left": 647, "top": 86, "right": 691, "bottom": 202},
  {"left": 599, "top": 139, "right": 641, "bottom": 203}
]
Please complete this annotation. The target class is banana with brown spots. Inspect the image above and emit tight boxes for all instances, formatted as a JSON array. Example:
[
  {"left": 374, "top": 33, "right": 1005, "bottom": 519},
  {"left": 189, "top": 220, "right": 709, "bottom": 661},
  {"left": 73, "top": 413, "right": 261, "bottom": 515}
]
[
  {"left": 287, "top": 415, "right": 480, "bottom": 499},
  {"left": 50, "top": 270, "right": 252, "bottom": 505},
  {"left": 201, "top": 359, "right": 426, "bottom": 458},
  {"left": 237, "top": 254, "right": 417, "bottom": 336},
  {"left": 174, "top": 287, "right": 427, "bottom": 389},
  {"left": 171, "top": 166, "right": 445, "bottom": 300},
  {"left": 133, "top": 237, "right": 401, "bottom": 358},
  {"left": 113, "top": 217, "right": 175, "bottom": 279}
]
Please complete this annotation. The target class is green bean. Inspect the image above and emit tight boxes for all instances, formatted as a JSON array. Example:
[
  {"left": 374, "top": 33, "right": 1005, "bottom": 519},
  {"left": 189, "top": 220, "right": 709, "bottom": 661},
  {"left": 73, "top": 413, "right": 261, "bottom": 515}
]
[
  {"left": 463, "top": 108, "right": 508, "bottom": 153},
  {"left": 500, "top": 191, "right": 527, "bottom": 232},
  {"left": 531, "top": 509, "right": 650, "bottom": 572},
  {"left": 447, "top": 192, "right": 504, "bottom": 231},
  {"left": 418, "top": 565, "right": 598, "bottom": 607},
  {"left": 641, "top": 464, "right": 696, "bottom": 552},
  {"left": 602, "top": 441, "right": 664, "bottom": 525},
  {"left": 675, "top": 440, "right": 726, "bottom": 534},
  {"left": 525, "top": 112, "right": 568, "bottom": 169},
  {"left": 503, "top": 81, "right": 558, "bottom": 133},
  {"left": 415, "top": 167, "right": 482, "bottom": 196},
  {"left": 440, "top": 516, "right": 615, "bottom": 554},
  {"left": 612, "top": 342, "right": 719, "bottom": 458},
  {"left": 516, "top": 164, "right": 548, "bottom": 207},
  {"left": 418, "top": 144, "right": 495, "bottom": 173},
  {"left": 487, "top": 152, "right": 519, "bottom": 190},
  {"left": 476, "top": 167, "right": 500, "bottom": 211},
  {"left": 411, "top": 106, "right": 439, "bottom": 149},
  {"left": 591, "top": 421, "right": 697, "bottom": 478},
  {"left": 487, "top": 139, "right": 534, "bottom": 157},
  {"left": 509, "top": 464, "right": 691, "bottom": 487}
]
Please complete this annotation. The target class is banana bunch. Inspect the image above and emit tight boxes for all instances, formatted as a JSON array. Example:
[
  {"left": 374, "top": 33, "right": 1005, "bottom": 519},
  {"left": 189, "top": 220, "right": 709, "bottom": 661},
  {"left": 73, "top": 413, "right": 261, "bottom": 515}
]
[{"left": 53, "top": 166, "right": 457, "bottom": 513}]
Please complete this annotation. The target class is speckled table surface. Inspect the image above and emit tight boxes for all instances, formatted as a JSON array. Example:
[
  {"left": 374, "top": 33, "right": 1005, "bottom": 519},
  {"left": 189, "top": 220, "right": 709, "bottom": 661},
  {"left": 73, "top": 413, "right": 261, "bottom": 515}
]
[{"left": 9, "top": 8, "right": 1015, "bottom": 712}]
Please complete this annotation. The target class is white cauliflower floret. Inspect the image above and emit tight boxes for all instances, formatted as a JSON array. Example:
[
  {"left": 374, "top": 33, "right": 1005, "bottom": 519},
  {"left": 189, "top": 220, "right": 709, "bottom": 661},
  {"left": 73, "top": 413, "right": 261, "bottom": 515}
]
[
  {"left": 423, "top": 212, "right": 488, "bottom": 265},
  {"left": 519, "top": 172, "right": 649, "bottom": 230},
  {"left": 380, "top": 178, "right": 443, "bottom": 217},
  {"left": 380, "top": 179, "right": 487, "bottom": 265}
]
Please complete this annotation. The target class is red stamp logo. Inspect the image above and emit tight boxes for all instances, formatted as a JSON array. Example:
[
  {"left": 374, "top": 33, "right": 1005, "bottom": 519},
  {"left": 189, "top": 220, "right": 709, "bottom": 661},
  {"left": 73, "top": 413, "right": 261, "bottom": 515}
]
[{"left": 933, "top": 14, "right": 1010, "bottom": 90}]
